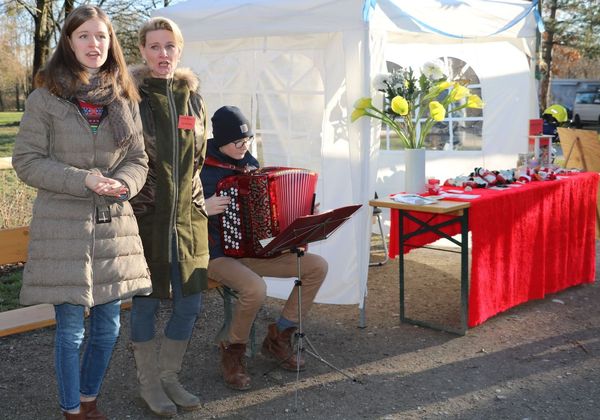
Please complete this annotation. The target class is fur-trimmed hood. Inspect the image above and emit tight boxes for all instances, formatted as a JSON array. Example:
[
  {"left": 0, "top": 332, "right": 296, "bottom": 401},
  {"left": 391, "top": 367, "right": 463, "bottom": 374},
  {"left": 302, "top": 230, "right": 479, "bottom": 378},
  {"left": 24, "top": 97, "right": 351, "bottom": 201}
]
[{"left": 129, "top": 64, "right": 200, "bottom": 92}]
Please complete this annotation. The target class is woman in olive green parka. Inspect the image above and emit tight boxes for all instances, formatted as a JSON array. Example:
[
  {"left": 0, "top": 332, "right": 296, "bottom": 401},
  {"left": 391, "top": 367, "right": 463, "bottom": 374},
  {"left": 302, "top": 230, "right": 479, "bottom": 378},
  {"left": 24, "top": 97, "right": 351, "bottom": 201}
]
[
  {"left": 128, "top": 17, "right": 209, "bottom": 416},
  {"left": 129, "top": 65, "right": 209, "bottom": 297}
]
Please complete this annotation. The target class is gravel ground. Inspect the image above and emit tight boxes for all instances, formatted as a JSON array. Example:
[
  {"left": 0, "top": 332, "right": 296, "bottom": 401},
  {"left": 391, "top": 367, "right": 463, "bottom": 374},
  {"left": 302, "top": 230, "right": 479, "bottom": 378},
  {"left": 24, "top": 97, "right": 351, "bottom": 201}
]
[{"left": 1, "top": 241, "right": 599, "bottom": 420}]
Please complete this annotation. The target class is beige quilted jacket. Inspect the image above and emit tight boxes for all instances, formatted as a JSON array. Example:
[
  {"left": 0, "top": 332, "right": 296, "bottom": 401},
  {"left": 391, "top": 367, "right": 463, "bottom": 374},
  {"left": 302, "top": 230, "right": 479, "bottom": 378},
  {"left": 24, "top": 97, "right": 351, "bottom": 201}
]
[{"left": 12, "top": 88, "right": 152, "bottom": 307}]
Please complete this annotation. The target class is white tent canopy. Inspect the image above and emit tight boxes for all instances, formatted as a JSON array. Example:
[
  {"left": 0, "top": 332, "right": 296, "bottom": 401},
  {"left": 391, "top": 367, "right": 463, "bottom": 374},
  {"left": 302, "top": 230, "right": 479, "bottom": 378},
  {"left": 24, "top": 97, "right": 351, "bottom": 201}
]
[{"left": 157, "top": 0, "right": 539, "bottom": 310}]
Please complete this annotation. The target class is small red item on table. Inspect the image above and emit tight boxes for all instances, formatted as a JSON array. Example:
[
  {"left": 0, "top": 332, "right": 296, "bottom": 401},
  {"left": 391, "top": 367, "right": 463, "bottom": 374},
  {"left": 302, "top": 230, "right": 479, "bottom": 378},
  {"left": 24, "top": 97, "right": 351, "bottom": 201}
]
[{"left": 427, "top": 178, "right": 440, "bottom": 195}]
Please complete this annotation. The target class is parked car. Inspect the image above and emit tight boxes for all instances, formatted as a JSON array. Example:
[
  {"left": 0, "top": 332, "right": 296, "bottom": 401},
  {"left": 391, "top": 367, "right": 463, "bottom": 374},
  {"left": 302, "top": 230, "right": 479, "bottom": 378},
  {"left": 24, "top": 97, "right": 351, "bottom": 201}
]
[{"left": 572, "top": 90, "right": 600, "bottom": 127}]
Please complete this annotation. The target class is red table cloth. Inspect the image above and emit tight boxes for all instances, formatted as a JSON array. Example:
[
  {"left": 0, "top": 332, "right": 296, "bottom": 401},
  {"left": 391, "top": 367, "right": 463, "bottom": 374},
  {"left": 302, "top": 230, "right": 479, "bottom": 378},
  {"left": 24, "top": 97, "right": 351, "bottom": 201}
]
[{"left": 387, "top": 172, "right": 598, "bottom": 327}]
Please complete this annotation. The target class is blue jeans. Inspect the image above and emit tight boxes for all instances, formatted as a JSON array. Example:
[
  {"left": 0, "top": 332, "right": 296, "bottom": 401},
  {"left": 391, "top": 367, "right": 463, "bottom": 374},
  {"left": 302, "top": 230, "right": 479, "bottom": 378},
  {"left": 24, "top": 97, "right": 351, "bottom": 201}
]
[
  {"left": 54, "top": 300, "right": 121, "bottom": 411},
  {"left": 130, "top": 240, "right": 202, "bottom": 342}
]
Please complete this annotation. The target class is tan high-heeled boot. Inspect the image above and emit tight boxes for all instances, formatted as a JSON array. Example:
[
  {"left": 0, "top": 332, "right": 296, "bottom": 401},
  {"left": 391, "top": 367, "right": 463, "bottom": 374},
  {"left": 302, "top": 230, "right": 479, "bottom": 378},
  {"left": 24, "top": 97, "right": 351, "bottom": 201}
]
[
  {"left": 132, "top": 339, "right": 177, "bottom": 417},
  {"left": 158, "top": 337, "right": 201, "bottom": 410}
]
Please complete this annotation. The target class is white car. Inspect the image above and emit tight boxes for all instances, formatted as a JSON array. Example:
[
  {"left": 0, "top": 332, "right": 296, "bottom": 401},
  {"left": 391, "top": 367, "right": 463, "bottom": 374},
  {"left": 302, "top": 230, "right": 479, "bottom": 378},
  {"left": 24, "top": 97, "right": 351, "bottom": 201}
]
[{"left": 573, "top": 90, "right": 600, "bottom": 127}]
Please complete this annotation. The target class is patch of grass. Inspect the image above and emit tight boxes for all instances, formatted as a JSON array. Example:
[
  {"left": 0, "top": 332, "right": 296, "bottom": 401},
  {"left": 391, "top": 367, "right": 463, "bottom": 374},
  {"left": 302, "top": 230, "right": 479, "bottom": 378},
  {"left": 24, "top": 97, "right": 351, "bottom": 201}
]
[
  {"left": 0, "top": 169, "right": 35, "bottom": 228},
  {"left": 0, "top": 112, "right": 23, "bottom": 125},
  {"left": 0, "top": 269, "right": 22, "bottom": 312},
  {"left": 0, "top": 127, "right": 18, "bottom": 157},
  {"left": 0, "top": 111, "right": 22, "bottom": 157}
]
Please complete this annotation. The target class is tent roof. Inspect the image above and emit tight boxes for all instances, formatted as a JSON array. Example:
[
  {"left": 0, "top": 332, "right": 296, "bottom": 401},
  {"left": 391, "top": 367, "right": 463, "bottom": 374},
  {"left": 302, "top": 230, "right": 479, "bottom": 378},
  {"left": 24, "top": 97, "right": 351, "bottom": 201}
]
[{"left": 159, "top": 0, "right": 538, "bottom": 42}]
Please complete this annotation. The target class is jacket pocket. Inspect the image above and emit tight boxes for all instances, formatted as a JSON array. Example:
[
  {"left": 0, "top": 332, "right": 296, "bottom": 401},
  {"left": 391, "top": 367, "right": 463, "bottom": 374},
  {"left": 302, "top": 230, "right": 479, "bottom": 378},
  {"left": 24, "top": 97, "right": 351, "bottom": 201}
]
[{"left": 190, "top": 204, "right": 208, "bottom": 258}]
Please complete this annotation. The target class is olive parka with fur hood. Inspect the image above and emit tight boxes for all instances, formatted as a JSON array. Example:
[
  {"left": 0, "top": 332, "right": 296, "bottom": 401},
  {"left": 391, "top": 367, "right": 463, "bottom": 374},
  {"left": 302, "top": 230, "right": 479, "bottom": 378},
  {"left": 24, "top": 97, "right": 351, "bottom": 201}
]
[{"left": 129, "top": 65, "right": 209, "bottom": 298}]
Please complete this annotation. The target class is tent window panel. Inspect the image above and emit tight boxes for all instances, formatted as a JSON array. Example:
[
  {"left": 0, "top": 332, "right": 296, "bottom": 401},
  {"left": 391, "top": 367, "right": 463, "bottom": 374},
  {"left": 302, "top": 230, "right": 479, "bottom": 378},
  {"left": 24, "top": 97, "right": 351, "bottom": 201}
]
[
  {"left": 255, "top": 93, "right": 289, "bottom": 132},
  {"left": 286, "top": 134, "right": 322, "bottom": 172},
  {"left": 290, "top": 93, "right": 325, "bottom": 133},
  {"left": 260, "top": 132, "right": 287, "bottom": 166},
  {"left": 255, "top": 92, "right": 323, "bottom": 134},
  {"left": 254, "top": 50, "right": 325, "bottom": 169},
  {"left": 422, "top": 120, "right": 482, "bottom": 151},
  {"left": 425, "top": 122, "right": 450, "bottom": 151},
  {"left": 198, "top": 52, "right": 256, "bottom": 91},
  {"left": 442, "top": 56, "right": 481, "bottom": 85},
  {"left": 258, "top": 131, "right": 320, "bottom": 170},
  {"left": 452, "top": 120, "right": 483, "bottom": 151},
  {"left": 261, "top": 52, "right": 324, "bottom": 92},
  {"left": 255, "top": 91, "right": 323, "bottom": 169}
]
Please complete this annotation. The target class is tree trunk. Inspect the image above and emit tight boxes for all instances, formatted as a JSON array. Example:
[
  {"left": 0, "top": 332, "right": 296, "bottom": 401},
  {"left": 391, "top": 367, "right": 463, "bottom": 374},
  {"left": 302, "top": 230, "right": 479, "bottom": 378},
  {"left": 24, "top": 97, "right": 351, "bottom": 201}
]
[
  {"left": 65, "top": 0, "right": 75, "bottom": 18},
  {"left": 0, "top": 91, "right": 5, "bottom": 112},
  {"left": 15, "top": 83, "right": 21, "bottom": 111},
  {"left": 31, "top": 0, "right": 54, "bottom": 84},
  {"left": 540, "top": 0, "right": 558, "bottom": 112}
]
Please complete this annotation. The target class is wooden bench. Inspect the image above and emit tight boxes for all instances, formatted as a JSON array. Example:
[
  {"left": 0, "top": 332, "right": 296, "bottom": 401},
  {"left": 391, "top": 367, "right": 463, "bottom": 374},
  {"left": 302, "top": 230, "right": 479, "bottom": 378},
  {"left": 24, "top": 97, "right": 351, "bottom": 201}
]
[
  {"left": 0, "top": 226, "right": 57, "bottom": 337},
  {"left": 0, "top": 226, "right": 234, "bottom": 340}
]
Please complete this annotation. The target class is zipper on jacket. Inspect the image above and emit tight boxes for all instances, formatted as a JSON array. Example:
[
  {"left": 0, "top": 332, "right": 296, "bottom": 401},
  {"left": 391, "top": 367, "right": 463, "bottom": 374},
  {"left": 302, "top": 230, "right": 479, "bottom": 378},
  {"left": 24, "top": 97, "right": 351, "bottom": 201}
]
[
  {"left": 59, "top": 97, "right": 99, "bottom": 306},
  {"left": 90, "top": 213, "right": 96, "bottom": 307},
  {"left": 166, "top": 79, "right": 179, "bottom": 262},
  {"left": 59, "top": 97, "right": 101, "bottom": 143}
]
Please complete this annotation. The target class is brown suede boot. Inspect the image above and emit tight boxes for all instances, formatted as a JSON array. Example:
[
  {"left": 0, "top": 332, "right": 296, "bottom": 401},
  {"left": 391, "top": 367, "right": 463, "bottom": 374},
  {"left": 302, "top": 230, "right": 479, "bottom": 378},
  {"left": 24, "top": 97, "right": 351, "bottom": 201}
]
[
  {"left": 219, "top": 342, "right": 251, "bottom": 390},
  {"left": 80, "top": 400, "right": 107, "bottom": 420},
  {"left": 261, "top": 323, "right": 305, "bottom": 371}
]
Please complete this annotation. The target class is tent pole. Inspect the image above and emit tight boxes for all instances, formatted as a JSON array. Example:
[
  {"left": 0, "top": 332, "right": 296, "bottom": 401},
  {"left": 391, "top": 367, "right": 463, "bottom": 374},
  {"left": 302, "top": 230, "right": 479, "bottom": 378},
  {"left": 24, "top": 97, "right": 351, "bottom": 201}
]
[{"left": 358, "top": 19, "right": 373, "bottom": 329}]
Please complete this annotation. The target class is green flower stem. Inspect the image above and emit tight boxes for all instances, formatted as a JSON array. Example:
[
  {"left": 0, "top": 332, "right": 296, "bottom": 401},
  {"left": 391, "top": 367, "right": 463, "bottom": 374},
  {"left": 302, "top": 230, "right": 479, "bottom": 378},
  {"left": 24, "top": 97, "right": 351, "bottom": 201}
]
[
  {"left": 447, "top": 103, "right": 470, "bottom": 114},
  {"left": 365, "top": 106, "right": 413, "bottom": 148}
]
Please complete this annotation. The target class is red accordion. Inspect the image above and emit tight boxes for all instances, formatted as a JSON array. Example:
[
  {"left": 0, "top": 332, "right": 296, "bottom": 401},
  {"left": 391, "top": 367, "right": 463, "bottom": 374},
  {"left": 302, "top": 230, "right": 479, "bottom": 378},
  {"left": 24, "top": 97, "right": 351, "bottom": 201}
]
[{"left": 216, "top": 167, "right": 318, "bottom": 257}]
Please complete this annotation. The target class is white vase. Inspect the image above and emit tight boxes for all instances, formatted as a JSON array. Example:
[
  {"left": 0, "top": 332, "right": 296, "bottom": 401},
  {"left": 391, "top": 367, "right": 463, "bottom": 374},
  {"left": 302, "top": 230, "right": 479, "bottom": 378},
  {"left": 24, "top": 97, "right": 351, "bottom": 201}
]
[{"left": 404, "top": 148, "right": 426, "bottom": 194}]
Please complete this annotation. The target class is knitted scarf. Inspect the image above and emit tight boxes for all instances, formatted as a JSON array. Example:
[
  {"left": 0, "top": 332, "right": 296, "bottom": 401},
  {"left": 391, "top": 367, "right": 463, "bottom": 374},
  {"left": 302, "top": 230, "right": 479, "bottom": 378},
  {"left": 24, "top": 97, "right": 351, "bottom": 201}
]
[{"left": 61, "top": 72, "right": 136, "bottom": 148}]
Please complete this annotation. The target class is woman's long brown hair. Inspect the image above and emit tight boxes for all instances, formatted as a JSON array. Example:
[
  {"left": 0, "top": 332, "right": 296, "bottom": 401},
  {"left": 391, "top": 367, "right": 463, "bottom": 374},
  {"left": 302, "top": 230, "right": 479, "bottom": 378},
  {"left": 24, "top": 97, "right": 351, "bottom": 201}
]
[{"left": 35, "top": 5, "right": 139, "bottom": 102}]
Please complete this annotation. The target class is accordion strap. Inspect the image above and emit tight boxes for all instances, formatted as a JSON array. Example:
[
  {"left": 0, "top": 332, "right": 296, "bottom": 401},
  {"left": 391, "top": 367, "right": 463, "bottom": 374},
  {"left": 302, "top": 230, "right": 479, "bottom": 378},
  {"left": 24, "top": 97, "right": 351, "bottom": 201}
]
[{"left": 205, "top": 156, "right": 249, "bottom": 173}]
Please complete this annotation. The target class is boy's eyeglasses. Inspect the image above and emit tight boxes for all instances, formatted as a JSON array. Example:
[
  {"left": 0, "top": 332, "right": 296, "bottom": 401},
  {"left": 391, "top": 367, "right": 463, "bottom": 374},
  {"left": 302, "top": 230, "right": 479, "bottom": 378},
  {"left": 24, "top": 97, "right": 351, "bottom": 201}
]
[{"left": 233, "top": 136, "right": 254, "bottom": 149}]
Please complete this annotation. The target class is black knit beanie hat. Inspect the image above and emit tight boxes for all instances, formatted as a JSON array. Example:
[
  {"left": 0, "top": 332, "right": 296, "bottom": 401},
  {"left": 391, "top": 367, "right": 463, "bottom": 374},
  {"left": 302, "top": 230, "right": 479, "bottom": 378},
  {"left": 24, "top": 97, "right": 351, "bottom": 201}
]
[{"left": 211, "top": 106, "right": 254, "bottom": 147}]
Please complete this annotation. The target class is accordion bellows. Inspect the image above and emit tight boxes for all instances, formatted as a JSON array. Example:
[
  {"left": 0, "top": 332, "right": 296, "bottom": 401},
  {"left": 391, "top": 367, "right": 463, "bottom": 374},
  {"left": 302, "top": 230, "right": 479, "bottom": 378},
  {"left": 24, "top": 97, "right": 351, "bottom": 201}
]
[{"left": 216, "top": 167, "right": 318, "bottom": 257}]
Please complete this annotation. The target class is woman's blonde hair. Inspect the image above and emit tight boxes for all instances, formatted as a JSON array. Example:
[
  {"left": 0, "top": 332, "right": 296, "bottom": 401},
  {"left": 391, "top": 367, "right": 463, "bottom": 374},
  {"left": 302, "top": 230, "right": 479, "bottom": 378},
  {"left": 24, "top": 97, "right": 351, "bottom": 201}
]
[
  {"left": 138, "top": 17, "right": 184, "bottom": 49},
  {"left": 35, "top": 5, "right": 139, "bottom": 101}
]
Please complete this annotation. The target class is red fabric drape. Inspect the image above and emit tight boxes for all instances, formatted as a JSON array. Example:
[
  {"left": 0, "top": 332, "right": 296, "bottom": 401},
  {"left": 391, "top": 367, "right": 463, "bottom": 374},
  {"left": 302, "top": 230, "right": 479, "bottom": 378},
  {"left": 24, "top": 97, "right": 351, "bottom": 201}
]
[{"left": 387, "top": 172, "right": 598, "bottom": 327}]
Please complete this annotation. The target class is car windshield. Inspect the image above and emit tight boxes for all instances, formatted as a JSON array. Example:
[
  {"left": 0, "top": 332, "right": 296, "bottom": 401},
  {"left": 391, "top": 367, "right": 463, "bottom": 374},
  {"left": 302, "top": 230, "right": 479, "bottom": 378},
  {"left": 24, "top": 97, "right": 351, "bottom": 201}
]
[{"left": 575, "top": 92, "right": 596, "bottom": 104}]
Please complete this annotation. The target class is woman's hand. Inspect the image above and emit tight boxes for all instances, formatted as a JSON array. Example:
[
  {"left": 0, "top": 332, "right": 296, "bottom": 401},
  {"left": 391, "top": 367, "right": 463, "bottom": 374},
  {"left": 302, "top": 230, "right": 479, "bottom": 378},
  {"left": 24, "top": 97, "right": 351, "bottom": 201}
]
[
  {"left": 85, "top": 173, "right": 128, "bottom": 198},
  {"left": 205, "top": 194, "right": 231, "bottom": 216}
]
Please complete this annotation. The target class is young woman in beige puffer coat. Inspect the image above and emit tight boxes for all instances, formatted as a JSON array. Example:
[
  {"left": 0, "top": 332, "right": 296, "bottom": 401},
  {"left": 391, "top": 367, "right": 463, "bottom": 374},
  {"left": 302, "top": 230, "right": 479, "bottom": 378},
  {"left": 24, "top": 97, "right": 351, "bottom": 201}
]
[{"left": 11, "top": 5, "right": 151, "bottom": 419}]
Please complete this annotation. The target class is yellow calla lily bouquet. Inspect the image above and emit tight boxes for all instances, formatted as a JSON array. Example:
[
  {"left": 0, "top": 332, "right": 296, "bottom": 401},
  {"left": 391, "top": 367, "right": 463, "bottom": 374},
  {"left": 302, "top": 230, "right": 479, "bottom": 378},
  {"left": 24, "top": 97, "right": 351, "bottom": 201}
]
[{"left": 352, "top": 61, "right": 483, "bottom": 149}]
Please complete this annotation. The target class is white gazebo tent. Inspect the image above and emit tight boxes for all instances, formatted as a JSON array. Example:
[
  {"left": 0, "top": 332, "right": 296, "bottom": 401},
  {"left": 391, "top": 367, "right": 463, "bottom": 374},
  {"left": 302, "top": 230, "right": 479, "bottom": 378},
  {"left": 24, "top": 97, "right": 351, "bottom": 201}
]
[{"left": 157, "top": 0, "right": 540, "bottom": 318}]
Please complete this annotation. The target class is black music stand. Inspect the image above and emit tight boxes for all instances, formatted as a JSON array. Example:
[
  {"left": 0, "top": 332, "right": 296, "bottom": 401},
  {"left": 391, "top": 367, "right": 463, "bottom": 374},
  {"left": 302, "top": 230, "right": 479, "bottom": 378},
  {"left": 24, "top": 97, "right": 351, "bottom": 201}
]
[{"left": 260, "top": 204, "right": 362, "bottom": 390}]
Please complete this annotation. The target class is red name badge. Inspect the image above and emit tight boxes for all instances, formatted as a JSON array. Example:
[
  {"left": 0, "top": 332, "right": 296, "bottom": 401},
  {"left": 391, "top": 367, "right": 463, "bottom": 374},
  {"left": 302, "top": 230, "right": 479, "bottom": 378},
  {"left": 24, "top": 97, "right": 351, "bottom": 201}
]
[{"left": 178, "top": 115, "right": 195, "bottom": 130}]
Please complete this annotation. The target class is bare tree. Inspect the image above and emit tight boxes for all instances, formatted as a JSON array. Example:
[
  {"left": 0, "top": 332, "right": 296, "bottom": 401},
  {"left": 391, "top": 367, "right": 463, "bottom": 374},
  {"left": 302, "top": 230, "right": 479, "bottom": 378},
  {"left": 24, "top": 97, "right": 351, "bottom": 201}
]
[
  {"left": 540, "top": 0, "right": 558, "bottom": 110},
  {"left": 539, "top": 0, "right": 600, "bottom": 110},
  {"left": 64, "top": 0, "right": 73, "bottom": 16},
  {"left": 1, "top": 0, "right": 166, "bottom": 87},
  {"left": 0, "top": 5, "right": 29, "bottom": 109},
  {"left": 13, "top": 0, "right": 54, "bottom": 85}
]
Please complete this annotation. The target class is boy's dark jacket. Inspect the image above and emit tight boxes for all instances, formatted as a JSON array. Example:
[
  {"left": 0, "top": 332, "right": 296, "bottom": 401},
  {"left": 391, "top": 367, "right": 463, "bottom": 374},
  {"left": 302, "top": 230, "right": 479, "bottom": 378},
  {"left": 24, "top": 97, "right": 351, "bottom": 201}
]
[{"left": 200, "top": 140, "right": 259, "bottom": 259}]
